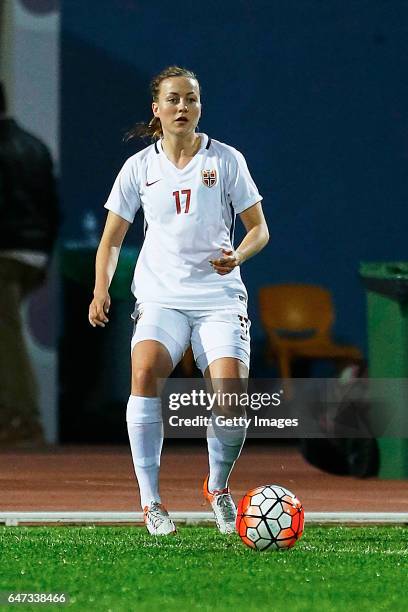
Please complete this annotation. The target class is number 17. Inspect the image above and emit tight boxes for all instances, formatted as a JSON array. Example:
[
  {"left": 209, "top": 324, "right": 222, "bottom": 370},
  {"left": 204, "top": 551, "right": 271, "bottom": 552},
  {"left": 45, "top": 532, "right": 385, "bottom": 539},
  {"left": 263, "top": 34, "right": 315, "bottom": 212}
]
[{"left": 173, "top": 189, "right": 191, "bottom": 214}]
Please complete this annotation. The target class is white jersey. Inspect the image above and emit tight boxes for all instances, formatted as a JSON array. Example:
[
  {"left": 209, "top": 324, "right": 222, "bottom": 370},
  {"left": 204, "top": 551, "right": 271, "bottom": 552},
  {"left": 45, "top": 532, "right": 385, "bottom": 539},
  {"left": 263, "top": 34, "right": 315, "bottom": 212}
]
[{"left": 104, "top": 133, "right": 262, "bottom": 309}]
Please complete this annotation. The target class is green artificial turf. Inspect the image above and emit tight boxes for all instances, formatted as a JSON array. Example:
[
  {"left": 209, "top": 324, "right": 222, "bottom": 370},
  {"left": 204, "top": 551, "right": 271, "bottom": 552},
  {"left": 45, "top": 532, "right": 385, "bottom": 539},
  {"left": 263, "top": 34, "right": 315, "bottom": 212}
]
[{"left": 0, "top": 526, "right": 407, "bottom": 611}]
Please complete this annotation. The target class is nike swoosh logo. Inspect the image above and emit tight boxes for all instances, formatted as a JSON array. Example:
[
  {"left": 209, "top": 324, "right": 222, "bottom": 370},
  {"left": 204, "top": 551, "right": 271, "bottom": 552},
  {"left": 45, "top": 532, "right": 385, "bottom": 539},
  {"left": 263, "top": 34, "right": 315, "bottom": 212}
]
[{"left": 146, "top": 179, "right": 161, "bottom": 187}]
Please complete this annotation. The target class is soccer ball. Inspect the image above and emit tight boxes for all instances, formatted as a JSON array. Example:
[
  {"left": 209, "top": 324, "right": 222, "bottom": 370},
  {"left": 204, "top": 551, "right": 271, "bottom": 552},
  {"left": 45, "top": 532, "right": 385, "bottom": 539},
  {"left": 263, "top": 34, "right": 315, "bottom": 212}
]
[{"left": 236, "top": 484, "right": 304, "bottom": 551}]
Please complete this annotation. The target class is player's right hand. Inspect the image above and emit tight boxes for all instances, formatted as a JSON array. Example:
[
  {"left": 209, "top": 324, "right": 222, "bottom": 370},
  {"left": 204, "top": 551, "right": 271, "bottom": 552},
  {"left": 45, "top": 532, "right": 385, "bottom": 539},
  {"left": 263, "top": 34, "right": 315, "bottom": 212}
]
[{"left": 88, "top": 291, "right": 111, "bottom": 328}]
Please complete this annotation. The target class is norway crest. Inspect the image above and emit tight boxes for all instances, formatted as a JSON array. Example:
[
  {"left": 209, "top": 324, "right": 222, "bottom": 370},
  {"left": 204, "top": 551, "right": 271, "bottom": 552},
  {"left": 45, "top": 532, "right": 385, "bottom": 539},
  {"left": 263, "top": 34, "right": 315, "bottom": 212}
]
[{"left": 202, "top": 169, "right": 217, "bottom": 188}]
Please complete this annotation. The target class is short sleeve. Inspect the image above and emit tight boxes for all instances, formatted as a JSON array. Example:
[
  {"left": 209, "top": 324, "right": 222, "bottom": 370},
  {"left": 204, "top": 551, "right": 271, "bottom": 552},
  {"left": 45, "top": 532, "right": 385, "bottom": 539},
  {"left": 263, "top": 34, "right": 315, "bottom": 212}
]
[
  {"left": 226, "top": 149, "right": 263, "bottom": 214},
  {"left": 104, "top": 157, "right": 141, "bottom": 223}
]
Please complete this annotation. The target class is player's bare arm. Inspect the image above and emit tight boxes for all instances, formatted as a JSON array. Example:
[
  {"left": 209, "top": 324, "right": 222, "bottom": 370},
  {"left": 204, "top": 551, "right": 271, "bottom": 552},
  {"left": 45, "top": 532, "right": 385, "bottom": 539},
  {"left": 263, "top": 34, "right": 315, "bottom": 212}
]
[
  {"left": 209, "top": 202, "right": 269, "bottom": 275},
  {"left": 88, "top": 211, "right": 130, "bottom": 327}
]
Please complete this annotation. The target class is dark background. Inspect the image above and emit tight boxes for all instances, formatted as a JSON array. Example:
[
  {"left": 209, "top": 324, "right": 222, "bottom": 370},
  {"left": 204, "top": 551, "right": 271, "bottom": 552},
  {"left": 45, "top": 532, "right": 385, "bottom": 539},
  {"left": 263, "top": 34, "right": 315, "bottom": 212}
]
[{"left": 60, "top": 0, "right": 408, "bottom": 366}]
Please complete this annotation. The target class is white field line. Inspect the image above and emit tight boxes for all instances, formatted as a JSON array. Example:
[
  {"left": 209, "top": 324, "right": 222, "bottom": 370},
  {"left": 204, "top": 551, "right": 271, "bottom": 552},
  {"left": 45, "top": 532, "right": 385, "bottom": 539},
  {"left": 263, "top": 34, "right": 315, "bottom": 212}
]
[{"left": 0, "top": 511, "right": 408, "bottom": 526}]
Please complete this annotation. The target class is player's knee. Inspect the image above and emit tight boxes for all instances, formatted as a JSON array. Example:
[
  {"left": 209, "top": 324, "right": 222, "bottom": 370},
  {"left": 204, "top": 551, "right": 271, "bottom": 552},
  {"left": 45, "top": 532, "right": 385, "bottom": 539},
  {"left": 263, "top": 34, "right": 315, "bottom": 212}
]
[
  {"left": 132, "top": 365, "right": 159, "bottom": 396},
  {"left": 213, "top": 395, "right": 245, "bottom": 419},
  {"left": 212, "top": 381, "right": 247, "bottom": 418}
]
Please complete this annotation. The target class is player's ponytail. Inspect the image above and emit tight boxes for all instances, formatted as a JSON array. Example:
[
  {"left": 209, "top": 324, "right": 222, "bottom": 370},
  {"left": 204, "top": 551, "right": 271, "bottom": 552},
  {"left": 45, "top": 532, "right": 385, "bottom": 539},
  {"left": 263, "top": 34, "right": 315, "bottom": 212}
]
[
  {"left": 125, "top": 115, "right": 163, "bottom": 142},
  {"left": 125, "top": 65, "right": 199, "bottom": 143}
]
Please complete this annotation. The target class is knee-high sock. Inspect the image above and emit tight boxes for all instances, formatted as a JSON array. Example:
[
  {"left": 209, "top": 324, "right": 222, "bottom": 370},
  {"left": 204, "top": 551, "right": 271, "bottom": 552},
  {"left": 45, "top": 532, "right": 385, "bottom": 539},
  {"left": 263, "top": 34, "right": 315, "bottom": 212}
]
[
  {"left": 126, "top": 395, "right": 163, "bottom": 509},
  {"left": 207, "top": 415, "right": 247, "bottom": 492}
]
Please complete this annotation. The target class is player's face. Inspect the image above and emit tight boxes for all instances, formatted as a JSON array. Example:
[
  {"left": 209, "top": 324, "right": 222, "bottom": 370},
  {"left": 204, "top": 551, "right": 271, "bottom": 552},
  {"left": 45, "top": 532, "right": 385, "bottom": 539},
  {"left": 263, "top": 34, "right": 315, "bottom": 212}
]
[{"left": 152, "top": 77, "right": 201, "bottom": 138}]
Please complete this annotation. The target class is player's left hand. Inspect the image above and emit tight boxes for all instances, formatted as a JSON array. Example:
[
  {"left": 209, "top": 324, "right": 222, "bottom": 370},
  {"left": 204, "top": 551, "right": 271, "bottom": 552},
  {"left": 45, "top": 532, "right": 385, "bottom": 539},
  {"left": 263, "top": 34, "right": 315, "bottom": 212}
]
[{"left": 209, "top": 249, "right": 243, "bottom": 275}]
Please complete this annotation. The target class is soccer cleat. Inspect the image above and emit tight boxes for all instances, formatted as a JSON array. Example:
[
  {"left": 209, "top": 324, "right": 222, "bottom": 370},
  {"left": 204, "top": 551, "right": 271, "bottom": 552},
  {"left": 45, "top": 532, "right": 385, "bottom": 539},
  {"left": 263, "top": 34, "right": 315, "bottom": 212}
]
[
  {"left": 203, "top": 475, "right": 237, "bottom": 534},
  {"left": 143, "top": 502, "right": 177, "bottom": 536}
]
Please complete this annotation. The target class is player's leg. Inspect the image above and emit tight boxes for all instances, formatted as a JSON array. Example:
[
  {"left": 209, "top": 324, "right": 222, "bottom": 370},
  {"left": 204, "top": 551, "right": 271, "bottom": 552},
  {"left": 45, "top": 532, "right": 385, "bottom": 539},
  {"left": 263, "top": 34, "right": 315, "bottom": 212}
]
[
  {"left": 128, "top": 339, "right": 172, "bottom": 506},
  {"left": 205, "top": 356, "right": 249, "bottom": 492},
  {"left": 202, "top": 357, "right": 249, "bottom": 534},
  {"left": 191, "top": 309, "right": 250, "bottom": 533},
  {"left": 127, "top": 304, "right": 190, "bottom": 534}
]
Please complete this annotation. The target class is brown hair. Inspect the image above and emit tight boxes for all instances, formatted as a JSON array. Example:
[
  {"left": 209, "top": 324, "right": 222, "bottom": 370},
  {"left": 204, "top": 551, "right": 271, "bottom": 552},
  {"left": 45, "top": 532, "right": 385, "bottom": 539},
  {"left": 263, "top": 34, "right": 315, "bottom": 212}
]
[{"left": 125, "top": 65, "right": 199, "bottom": 142}]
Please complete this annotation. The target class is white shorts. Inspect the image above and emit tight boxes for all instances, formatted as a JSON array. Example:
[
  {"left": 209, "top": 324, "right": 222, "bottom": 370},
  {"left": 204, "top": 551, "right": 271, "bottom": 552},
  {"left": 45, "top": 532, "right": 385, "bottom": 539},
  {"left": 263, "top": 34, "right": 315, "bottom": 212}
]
[{"left": 131, "top": 303, "right": 251, "bottom": 373}]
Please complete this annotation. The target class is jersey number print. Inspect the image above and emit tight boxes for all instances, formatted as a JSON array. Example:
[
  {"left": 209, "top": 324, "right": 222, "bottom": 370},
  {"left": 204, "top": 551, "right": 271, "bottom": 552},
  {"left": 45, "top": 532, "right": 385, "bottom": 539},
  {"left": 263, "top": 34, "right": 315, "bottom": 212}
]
[{"left": 173, "top": 189, "right": 191, "bottom": 215}]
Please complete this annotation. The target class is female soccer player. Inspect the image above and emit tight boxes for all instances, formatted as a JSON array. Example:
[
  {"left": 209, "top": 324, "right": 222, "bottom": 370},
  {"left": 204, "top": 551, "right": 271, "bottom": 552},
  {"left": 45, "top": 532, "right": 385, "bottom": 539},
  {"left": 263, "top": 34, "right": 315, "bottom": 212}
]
[{"left": 89, "top": 66, "right": 269, "bottom": 535}]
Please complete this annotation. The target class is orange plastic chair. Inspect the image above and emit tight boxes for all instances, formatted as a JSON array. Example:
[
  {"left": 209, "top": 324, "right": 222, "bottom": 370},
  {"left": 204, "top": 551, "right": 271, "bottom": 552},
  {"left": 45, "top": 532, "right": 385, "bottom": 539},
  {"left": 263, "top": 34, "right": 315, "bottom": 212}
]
[{"left": 259, "top": 284, "right": 362, "bottom": 379}]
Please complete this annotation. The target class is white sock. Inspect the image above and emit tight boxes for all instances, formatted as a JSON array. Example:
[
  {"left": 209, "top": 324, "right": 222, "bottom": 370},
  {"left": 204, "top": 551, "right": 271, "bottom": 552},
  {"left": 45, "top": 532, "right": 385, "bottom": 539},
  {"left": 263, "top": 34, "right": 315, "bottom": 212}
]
[
  {"left": 207, "top": 415, "right": 247, "bottom": 492},
  {"left": 126, "top": 395, "right": 163, "bottom": 510}
]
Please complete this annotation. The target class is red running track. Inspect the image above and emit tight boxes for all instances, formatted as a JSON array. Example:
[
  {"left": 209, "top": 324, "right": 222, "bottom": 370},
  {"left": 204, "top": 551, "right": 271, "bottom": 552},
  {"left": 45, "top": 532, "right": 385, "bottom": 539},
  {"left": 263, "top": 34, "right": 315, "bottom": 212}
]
[{"left": 1, "top": 443, "right": 407, "bottom": 513}]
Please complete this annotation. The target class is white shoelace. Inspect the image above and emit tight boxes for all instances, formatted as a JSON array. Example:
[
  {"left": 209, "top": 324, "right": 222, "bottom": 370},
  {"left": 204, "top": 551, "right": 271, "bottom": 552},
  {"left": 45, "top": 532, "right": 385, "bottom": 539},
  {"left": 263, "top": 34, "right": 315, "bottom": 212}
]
[
  {"left": 215, "top": 494, "right": 236, "bottom": 522},
  {"left": 145, "top": 502, "right": 168, "bottom": 529}
]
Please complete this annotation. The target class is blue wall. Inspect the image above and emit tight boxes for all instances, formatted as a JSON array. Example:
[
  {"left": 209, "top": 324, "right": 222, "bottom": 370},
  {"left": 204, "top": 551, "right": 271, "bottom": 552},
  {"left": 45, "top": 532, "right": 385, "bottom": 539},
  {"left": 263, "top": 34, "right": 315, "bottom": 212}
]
[{"left": 61, "top": 1, "right": 408, "bottom": 355}]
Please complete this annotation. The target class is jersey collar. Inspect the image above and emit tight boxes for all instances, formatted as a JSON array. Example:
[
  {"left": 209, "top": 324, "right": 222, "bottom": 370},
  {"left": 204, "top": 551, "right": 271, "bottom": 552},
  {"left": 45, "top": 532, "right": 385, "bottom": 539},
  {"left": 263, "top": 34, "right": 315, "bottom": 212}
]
[{"left": 155, "top": 133, "right": 210, "bottom": 155}]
